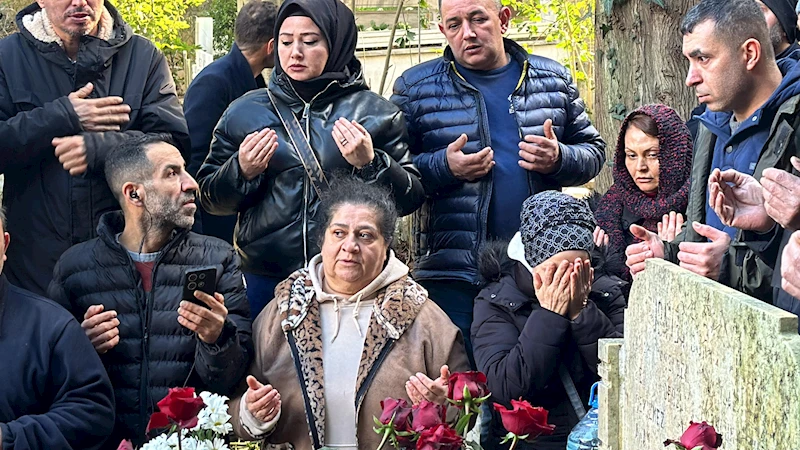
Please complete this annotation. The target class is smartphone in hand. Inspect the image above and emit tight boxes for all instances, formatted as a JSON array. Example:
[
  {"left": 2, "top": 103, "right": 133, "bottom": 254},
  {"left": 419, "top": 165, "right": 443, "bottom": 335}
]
[{"left": 183, "top": 266, "right": 218, "bottom": 309}]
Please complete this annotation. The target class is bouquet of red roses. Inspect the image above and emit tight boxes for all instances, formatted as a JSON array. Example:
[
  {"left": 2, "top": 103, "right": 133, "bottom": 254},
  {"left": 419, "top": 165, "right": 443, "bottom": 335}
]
[{"left": 373, "top": 371, "right": 554, "bottom": 450}]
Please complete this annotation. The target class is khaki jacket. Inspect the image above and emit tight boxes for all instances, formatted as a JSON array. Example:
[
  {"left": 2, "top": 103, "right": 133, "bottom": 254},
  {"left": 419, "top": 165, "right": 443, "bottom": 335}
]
[
  {"left": 230, "top": 270, "right": 469, "bottom": 450},
  {"left": 665, "top": 94, "right": 800, "bottom": 301}
]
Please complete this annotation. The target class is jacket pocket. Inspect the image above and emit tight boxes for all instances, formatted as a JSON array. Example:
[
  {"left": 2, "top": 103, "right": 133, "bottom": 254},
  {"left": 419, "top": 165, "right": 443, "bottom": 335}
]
[{"left": 8, "top": 88, "right": 41, "bottom": 111}]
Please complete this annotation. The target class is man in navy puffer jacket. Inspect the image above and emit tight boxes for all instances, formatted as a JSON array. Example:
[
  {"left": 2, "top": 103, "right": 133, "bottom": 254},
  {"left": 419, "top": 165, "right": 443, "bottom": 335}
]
[{"left": 391, "top": 0, "right": 605, "bottom": 364}]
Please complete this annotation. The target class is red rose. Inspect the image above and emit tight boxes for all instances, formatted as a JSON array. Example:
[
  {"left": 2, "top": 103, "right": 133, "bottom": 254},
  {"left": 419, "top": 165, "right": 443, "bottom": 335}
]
[
  {"left": 447, "top": 371, "right": 488, "bottom": 403},
  {"left": 664, "top": 421, "right": 723, "bottom": 450},
  {"left": 416, "top": 424, "right": 463, "bottom": 450},
  {"left": 411, "top": 401, "right": 445, "bottom": 431},
  {"left": 493, "top": 400, "right": 556, "bottom": 438},
  {"left": 154, "top": 387, "right": 205, "bottom": 429},
  {"left": 379, "top": 398, "right": 413, "bottom": 432}
]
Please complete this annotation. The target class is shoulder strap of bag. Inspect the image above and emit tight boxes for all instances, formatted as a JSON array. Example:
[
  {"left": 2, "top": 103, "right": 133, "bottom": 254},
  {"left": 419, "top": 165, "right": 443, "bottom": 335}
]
[
  {"left": 559, "top": 363, "right": 587, "bottom": 419},
  {"left": 267, "top": 89, "right": 330, "bottom": 197}
]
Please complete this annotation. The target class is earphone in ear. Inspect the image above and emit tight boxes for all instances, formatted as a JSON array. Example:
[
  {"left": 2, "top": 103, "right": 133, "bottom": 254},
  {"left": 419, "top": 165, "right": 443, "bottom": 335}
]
[{"left": 130, "top": 191, "right": 139, "bottom": 199}]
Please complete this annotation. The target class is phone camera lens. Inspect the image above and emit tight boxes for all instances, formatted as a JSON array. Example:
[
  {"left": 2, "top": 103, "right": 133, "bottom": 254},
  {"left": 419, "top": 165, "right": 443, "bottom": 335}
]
[
  {"left": 188, "top": 274, "right": 197, "bottom": 282},
  {"left": 188, "top": 282, "right": 197, "bottom": 290}
]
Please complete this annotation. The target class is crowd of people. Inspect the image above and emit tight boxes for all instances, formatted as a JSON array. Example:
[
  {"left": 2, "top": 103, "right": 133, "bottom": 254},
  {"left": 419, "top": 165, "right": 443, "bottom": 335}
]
[{"left": 2, "top": 0, "right": 800, "bottom": 449}]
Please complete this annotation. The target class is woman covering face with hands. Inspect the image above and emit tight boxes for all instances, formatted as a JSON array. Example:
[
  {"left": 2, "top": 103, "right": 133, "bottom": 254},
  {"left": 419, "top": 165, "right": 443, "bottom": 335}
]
[
  {"left": 471, "top": 191, "right": 625, "bottom": 450},
  {"left": 197, "top": 0, "right": 425, "bottom": 318}
]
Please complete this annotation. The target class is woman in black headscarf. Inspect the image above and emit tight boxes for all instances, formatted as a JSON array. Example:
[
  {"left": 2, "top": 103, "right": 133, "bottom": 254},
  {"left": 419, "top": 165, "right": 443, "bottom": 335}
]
[{"left": 197, "top": 0, "right": 425, "bottom": 318}]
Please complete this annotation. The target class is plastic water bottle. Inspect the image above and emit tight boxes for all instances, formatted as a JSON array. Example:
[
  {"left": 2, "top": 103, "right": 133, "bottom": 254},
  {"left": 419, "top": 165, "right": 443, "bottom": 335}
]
[{"left": 566, "top": 382, "right": 601, "bottom": 450}]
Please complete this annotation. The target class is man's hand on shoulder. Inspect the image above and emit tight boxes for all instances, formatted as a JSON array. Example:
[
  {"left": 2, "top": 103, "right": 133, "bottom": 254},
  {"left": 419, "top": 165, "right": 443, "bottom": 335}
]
[
  {"left": 445, "top": 134, "right": 494, "bottom": 181},
  {"left": 68, "top": 83, "right": 131, "bottom": 132},
  {"left": 518, "top": 119, "right": 560, "bottom": 174}
]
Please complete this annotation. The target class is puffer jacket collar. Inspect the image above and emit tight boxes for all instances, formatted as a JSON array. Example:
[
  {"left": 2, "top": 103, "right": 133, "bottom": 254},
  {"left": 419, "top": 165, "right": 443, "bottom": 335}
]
[
  {"left": 443, "top": 37, "right": 528, "bottom": 70},
  {"left": 16, "top": 1, "right": 133, "bottom": 74},
  {"left": 269, "top": 59, "right": 368, "bottom": 111},
  {"left": 96, "top": 211, "right": 190, "bottom": 256}
]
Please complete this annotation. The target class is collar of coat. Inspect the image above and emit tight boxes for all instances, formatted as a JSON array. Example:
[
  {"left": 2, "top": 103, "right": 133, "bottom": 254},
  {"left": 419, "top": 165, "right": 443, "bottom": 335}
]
[
  {"left": 22, "top": 6, "right": 115, "bottom": 49},
  {"left": 274, "top": 268, "right": 427, "bottom": 445}
]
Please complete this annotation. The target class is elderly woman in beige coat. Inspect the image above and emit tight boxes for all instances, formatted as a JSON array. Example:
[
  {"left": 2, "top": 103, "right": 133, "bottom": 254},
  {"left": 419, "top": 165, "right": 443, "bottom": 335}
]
[{"left": 230, "top": 177, "right": 469, "bottom": 450}]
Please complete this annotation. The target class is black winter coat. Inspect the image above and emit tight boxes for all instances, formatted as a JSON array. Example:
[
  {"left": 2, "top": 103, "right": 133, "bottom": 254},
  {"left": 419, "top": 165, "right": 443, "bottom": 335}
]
[
  {"left": 391, "top": 39, "right": 606, "bottom": 285},
  {"left": 48, "top": 212, "right": 252, "bottom": 447},
  {"left": 184, "top": 43, "right": 265, "bottom": 244},
  {"left": 0, "top": 2, "right": 189, "bottom": 296},
  {"left": 472, "top": 262, "right": 624, "bottom": 450},
  {"left": 198, "top": 61, "right": 425, "bottom": 278},
  {"left": 0, "top": 275, "right": 115, "bottom": 450}
]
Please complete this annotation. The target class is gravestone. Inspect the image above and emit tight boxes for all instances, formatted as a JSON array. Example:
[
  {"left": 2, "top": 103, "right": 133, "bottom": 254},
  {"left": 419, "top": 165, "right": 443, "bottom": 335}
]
[
  {"left": 598, "top": 259, "right": 800, "bottom": 450},
  {"left": 192, "top": 17, "right": 214, "bottom": 81}
]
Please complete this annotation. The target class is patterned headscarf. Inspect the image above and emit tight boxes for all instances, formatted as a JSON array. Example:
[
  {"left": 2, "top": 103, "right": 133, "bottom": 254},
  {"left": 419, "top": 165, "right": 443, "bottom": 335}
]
[
  {"left": 520, "top": 191, "right": 596, "bottom": 269},
  {"left": 595, "top": 104, "right": 693, "bottom": 279}
]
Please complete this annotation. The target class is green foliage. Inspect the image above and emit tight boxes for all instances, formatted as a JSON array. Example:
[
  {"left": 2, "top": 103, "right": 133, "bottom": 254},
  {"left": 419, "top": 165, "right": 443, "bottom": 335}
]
[
  {"left": 207, "top": 0, "right": 237, "bottom": 58},
  {"left": 115, "top": 0, "right": 204, "bottom": 53},
  {"left": 505, "top": 0, "right": 595, "bottom": 86}
]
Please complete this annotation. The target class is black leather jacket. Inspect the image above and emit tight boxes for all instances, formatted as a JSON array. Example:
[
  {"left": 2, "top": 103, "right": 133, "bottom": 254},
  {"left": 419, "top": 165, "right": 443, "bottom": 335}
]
[{"left": 198, "top": 61, "right": 424, "bottom": 278}]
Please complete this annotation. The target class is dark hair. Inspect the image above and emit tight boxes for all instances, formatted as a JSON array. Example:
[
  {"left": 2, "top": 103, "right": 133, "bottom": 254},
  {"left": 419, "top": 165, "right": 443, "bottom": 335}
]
[
  {"left": 680, "top": 0, "right": 774, "bottom": 61},
  {"left": 315, "top": 175, "right": 398, "bottom": 248},
  {"left": 104, "top": 134, "right": 175, "bottom": 201},
  {"left": 235, "top": 0, "right": 279, "bottom": 52},
  {"left": 626, "top": 113, "right": 659, "bottom": 138}
]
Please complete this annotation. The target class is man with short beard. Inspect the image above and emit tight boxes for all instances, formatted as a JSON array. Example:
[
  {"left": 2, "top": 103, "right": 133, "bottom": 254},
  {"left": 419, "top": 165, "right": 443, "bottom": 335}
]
[
  {"left": 625, "top": 0, "right": 800, "bottom": 303},
  {"left": 48, "top": 134, "right": 252, "bottom": 448},
  {"left": 0, "top": 0, "right": 190, "bottom": 297},
  {"left": 756, "top": 0, "right": 799, "bottom": 62}
]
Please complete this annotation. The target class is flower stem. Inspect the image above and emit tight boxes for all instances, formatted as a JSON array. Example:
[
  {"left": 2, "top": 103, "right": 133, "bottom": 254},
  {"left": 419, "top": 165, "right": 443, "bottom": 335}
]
[
  {"left": 508, "top": 435, "right": 519, "bottom": 450},
  {"left": 376, "top": 427, "right": 392, "bottom": 450}
]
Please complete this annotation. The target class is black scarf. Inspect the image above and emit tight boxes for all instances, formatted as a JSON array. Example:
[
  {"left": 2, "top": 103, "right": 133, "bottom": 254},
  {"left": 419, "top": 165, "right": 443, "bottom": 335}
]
[{"left": 274, "top": 0, "right": 358, "bottom": 102}]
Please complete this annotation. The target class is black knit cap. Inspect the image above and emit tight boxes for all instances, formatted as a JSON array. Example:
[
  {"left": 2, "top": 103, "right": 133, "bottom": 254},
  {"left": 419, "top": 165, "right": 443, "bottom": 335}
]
[
  {"left": 762, "top": 0, "right": 799, "bottom": 43},
  {"left": 520, "top": 191, "right": 596, "bottom": 269}
]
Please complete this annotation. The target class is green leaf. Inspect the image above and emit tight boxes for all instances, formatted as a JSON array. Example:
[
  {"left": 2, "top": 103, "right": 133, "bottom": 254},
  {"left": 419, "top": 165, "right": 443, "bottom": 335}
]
[{"left": 454, "top": 412, "right": 473, "bottom": 435}]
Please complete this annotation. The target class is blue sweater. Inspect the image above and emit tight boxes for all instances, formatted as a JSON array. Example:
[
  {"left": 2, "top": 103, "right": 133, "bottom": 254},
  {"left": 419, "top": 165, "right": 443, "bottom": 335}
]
[
  {"left": 456, "top": 58, "right": 531, "bottom": 240},
  {"left": 0, "top": 275, "right": 115, "bottom": 450}
]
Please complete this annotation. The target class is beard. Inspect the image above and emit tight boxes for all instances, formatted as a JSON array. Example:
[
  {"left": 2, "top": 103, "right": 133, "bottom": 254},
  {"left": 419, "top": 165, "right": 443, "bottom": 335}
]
[
  {"left": 56, "top": 6, "right": 99, "bottom": 38},
  {"left": 143, "top": 192, "right": 196, "bottom": 232},
  {"left": 770, "top": 23, "right": 787, "bottom": 55}
]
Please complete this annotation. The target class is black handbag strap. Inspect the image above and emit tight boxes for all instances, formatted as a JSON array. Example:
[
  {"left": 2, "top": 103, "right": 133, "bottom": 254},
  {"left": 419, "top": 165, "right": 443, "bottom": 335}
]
[{"left": 267, "top": 89, "right": 330, "bottom": 197}]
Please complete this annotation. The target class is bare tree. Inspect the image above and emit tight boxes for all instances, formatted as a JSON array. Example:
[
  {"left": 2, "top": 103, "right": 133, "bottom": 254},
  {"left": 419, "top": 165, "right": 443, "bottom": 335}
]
[{"left": 593, "top": 0, "right": 696, "bottom": 194}]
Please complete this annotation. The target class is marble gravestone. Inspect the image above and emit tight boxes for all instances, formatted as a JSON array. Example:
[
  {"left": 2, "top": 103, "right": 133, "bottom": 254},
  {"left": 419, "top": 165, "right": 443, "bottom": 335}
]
[{"left": 598, "top": 259, "right": 800, "bottom": 450}]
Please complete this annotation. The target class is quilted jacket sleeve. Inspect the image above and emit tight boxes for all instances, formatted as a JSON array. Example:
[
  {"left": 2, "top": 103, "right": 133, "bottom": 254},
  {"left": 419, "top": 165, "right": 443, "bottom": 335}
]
[
  {"left": 544, "top": 75, "right": 606, "bottom": 187},
  {"left": 194, "top": 247, "right": 253, "bottom": 395},
  {"left": 391, "top": 74, "right": 463, "bottom": 196},
  {"left": 472, "top": 292, "right": 569, "bottom": 402}
]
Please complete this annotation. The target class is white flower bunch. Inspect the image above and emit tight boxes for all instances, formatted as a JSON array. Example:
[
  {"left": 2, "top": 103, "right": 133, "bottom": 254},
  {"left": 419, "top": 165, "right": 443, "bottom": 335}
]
[{"left": 141, "top": 392, "right": 233, "bottom": 450}]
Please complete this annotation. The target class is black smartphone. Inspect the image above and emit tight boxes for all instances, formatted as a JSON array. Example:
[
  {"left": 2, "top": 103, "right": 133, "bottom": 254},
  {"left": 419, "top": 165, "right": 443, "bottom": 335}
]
[{"left": 183, "top": 266, "right": 218, "bottom": 309}]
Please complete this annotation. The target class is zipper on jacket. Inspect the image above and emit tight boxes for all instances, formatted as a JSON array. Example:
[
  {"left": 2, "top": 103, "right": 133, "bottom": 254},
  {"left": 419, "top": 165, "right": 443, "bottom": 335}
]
[
  {"left": 450, "top": 62, "right": 492, "bottom": 271},
  {"left": 354, "top": 340, "right": 396, "bottom": 420},
  {"left": 287, "top": 332, "right": 322, "bottom": 449},
  {"left": 288, "top": 81, "right": 336, "bottom": 266}
]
